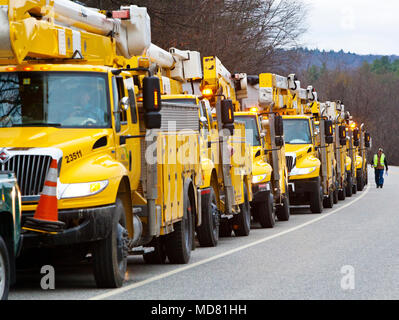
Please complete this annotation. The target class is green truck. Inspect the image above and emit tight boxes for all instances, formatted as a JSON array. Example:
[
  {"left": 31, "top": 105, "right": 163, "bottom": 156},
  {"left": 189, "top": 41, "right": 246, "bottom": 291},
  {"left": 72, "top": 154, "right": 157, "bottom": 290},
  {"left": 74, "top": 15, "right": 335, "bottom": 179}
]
[{"left": 0, "top": 172, "right": 22, "bottom": 300}]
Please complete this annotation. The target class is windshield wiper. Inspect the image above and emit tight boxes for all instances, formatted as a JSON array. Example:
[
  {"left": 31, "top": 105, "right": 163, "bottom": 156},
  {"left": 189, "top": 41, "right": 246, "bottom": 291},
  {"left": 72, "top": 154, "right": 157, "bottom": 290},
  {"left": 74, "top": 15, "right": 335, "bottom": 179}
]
[{"left": 12, "top": 122, "right": 61, "bottom": 127}]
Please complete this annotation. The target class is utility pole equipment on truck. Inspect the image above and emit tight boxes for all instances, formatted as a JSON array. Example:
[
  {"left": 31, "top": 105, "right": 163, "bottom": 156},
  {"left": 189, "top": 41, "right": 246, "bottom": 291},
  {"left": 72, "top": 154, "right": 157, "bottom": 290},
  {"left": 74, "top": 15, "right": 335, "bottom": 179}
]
[
  {"left": 236, "top": 73, "right": 292, "bottom": 227},
  {"left": 0, "top": 0, "right": 202, "bottom": 288},
  {"left": 133, "top": 49, "right": 253, "bottom": 245},
  {"left": 200, "top": 56, "right": 253, "bottom": 238},
  {"left": 260, "top": 74, "right": 336, "bottom": 214}
]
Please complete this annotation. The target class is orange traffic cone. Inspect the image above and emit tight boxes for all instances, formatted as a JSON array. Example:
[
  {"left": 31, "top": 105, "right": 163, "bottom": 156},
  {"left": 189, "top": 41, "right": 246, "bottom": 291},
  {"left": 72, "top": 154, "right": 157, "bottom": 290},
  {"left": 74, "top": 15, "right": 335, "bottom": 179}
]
[{"left": 23, "top": 159, "right": 65, "bottom": 234}]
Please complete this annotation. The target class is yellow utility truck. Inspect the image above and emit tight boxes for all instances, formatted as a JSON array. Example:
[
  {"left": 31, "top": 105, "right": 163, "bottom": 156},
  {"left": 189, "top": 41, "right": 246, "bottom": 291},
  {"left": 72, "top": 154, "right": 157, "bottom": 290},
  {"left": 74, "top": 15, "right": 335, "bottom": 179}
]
[
  {"left": 200, "top": 56, "right": 253, "bottom": 237},
  {"left": 143, "top": 48, "right": 253, "bottom": 244},
  {"left": 259, "top": 74, "right": 336, "bottom": 213},
  {"left": 236, "top": 74, "right": 291, "bottom": 227},
  {"left": 0, "top": 0, "right": 203, "bottom": 288},
  {"left": 357, "top": 124, "right": 371, "bottom": 190},
  {"left": 323, "top": 101, "right": 349, "bottom": 201}
]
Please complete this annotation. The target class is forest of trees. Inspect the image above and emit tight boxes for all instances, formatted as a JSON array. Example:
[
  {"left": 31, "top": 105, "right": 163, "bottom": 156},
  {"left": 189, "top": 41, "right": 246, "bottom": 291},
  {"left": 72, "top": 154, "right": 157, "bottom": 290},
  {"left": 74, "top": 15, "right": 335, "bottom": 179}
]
[
  {"left": 80, "top": 0, "right": 397, "bottom": 164},
  {"left": 300, "top": 57, "right": 399, "bottom": 164}
]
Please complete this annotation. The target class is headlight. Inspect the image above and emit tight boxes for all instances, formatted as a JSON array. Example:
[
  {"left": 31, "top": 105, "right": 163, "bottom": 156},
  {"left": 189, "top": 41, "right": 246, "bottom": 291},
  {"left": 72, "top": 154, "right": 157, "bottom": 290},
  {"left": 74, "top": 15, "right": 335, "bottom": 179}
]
[
  {"left": 252, "top": 174, "right": 267, "bottom": 184},
  {"left": 58, "top": 180, "right": 109, "bottom": 199},
  {"left": 289, "top": 166, "right": 317, "bottom": 176}
]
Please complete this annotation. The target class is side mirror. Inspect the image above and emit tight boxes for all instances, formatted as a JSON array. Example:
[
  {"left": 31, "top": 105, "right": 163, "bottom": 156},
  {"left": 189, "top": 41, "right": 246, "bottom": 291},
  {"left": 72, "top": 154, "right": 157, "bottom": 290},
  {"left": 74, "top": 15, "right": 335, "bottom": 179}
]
[
  {"left": 324, "top": 120, "right": 333, "bottom": 145},
  {"left": 365, "top": 132, "right": 371, "bottom": 148},
  {"left": 338, "top": 126, "right": 346, "bottom": 139},
  {"left": 324, "top": 120, "right": 333, "bottom": 136},
  {"left": 274, "top": 115, "right": 284, "bottom": 137},
  {"left": 353, "top": 128, "right": 360, "bottom": 147},
  {"left": 221, "top": 99, "right": 234, "bottom": 135},
  {"left": 325, "top": 135, "right": 334, "bottom": 145},
  {"left": 143, "top": 76, "right": 162, "bottom": 129},
  {"left": 120, "top": 96, "right": 130, "bottom": 112},
  {"left": 275, "top": 136, "right": 284, "bottom": 147},
  {"left": 221, "top": 99, "right": 234, "bottom": 124}
]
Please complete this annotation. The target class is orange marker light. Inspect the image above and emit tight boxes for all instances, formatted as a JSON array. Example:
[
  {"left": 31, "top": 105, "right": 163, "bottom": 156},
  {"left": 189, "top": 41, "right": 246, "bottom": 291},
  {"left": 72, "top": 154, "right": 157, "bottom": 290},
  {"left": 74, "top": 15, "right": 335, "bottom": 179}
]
[
  {"left": 23, "top": 67, "right": 34, "bottom": 71},
  {"left": 202, "top": 88, "right": 213, "bottom": 97},
  {"left": 154, "top": 90, "right": 159, "bottom": 109},
  {"left": 250, "top": 107, "right": 258, "bottom": 113},
  {"left": 6, "top": 67, "right": 16, "bottom": 72}
]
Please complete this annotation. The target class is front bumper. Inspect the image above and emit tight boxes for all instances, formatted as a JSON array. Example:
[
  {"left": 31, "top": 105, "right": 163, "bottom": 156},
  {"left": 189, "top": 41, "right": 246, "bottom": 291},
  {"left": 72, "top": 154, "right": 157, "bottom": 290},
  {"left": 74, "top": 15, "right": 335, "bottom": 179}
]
[
  {"left": 21, "top": 204, "right": 116, "bottom": 248},
  {"left": 288, "top": 178, "right": 320, "bottom": 197}
]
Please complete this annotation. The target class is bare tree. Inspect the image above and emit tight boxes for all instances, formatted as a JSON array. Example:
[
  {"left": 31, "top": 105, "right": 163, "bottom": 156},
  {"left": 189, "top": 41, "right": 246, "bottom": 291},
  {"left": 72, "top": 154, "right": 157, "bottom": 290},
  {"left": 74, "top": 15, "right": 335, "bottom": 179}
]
[{"left": 81, "top": 0, "right": 307, "bottom": 74}]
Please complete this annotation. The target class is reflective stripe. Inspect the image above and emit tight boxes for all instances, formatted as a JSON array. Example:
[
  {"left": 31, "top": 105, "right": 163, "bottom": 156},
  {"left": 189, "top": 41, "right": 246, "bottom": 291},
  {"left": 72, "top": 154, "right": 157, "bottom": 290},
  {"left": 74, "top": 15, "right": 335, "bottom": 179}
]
[{"left": 42, "top": 185, "right": 57, "bottom": 197}]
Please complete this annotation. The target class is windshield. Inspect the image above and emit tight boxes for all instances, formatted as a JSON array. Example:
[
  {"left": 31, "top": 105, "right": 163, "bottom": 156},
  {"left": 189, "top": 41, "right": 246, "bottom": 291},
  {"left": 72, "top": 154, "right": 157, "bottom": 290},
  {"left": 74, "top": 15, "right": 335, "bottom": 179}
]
[
  {"left": 235, "top": 115, "right": 261, "bottom": 146},
  {"left": 0, "top": 72, "right": 110, "bottom": 128},
  {"left": 283, "top": 119, "right": 312, "bottom": 144}
]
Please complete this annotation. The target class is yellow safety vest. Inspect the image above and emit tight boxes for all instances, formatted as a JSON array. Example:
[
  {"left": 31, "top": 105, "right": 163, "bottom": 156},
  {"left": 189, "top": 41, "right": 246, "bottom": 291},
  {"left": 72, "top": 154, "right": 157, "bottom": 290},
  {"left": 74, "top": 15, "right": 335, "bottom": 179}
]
[{"left": 373, "top": 154, "right": 385, "bottom": 168}]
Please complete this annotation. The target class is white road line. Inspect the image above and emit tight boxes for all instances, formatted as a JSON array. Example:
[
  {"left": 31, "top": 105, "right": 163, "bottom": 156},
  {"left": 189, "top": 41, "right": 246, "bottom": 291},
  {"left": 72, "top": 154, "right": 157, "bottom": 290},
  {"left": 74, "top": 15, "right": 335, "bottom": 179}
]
[{"left": 89, "top": 184, "right": 371, "bottom": 300}]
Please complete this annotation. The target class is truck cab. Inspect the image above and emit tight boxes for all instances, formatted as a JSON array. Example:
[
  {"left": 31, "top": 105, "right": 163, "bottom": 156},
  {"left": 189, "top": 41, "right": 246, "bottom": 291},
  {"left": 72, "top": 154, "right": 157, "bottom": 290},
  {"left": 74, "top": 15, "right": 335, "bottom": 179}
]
[
  {"left": 234, "top": 111, "right": 275, "bottom": 228},
  {"left": 283, "top": 115, "right": 322, "bottom": 211}
]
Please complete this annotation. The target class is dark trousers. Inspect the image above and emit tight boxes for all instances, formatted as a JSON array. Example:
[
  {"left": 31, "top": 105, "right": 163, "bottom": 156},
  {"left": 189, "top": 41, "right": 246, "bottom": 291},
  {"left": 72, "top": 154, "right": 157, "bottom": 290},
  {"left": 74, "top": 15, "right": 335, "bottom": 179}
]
[{"left": 375, "top": 169, "right": 384, "bottom": 187}]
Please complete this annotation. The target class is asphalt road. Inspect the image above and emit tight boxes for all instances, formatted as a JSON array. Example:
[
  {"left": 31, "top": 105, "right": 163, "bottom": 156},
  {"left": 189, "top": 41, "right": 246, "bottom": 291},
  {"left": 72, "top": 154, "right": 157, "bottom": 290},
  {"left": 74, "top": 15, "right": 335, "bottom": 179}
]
[{"left": 9, "top": 167, "right": 398, "bottom": 300}]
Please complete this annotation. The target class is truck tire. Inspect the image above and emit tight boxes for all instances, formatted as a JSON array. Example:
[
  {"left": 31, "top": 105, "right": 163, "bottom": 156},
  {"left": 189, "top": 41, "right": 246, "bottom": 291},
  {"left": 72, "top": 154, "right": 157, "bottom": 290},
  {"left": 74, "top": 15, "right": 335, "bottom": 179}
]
[
  {"left": 276, "top": 190, "right": 290, "bottom": 222},
  {"left": 323, "top": 191, "right": 334, "bottom": 209},
  {"left": 143, "top": 237, "right": 166, "bottom": 264},
  {"left": 345, "top": 175, "right": 353, "bottom": 197},
  {"left": 0, "top": 236, "right": 10, "bottom": 300},
  {"left": 165, "top": 190, "right": 194, "bottom": 264},
  {"left": 338, "top": 189, "right": 346, "bottom": 201},
  {"left": 310, "top": 179, "right": 323, "bottom": 214},
  {"left": 196, "top": 186, "right": 219, "bottom": 247},
  {"left": 357, "top": 174, "right": 364, "bottom": 191},
  {"left": 219, "top": 220, "right": 233, "bottom": 237},
  {"left": 352, "top": 182, "right": 357, "bottom": 195},
  {"left": 233, "top": 184, "right": 251, "bottom": 237},
  {"left": 254, "top": 192, "right": 275, "bottom": 228},
  {"left": 333, "top": 189, "right": 339, "bottom": 204},
  {"left": 92, "top": 198, "right": 128, "bottom": 288}
]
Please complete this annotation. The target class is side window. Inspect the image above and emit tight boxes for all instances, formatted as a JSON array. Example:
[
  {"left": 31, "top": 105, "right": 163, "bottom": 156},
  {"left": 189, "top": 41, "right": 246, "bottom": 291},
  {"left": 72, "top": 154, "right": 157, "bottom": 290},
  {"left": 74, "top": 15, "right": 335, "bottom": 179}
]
[
  {"left": 124, "top": 77, "right": 138, "bottom": 124},
  {"left": 112, "top": 77, "right": 120, "bottom": 132},
  {"left": 116, "top": 76, "right": 127, "bottom": 123}
]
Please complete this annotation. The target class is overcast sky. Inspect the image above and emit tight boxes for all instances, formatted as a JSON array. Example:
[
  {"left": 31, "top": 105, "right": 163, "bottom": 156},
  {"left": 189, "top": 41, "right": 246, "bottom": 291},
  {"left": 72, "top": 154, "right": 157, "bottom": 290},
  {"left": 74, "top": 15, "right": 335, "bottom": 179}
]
[{"left": 302, "top": 0, "right": 399, "bottom": 55}]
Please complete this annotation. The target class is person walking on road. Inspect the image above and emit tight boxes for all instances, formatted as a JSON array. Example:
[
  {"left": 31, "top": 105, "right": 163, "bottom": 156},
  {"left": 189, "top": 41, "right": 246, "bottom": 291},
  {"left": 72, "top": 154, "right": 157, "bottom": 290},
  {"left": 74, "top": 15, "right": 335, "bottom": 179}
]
[{"left": 372, "top": 148, "right": 388, "bottom": 188}]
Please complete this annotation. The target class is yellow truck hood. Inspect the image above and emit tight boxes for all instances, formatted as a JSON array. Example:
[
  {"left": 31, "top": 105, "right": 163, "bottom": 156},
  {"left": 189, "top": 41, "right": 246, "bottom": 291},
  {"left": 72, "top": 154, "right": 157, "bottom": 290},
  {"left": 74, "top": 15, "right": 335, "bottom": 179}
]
[
  {"left": 285, "top": 144, "right": 313, "bottom": 162},
  {"left": 251, "top": 146, "right": 272, "bottom": 181},
  {"left": 0, "top": 127, "right": 111, "bottom": 149}
]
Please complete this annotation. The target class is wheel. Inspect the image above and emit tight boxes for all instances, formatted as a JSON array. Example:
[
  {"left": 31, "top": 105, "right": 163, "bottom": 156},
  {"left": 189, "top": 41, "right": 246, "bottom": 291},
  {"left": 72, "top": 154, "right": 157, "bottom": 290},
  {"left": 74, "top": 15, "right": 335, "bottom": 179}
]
[
  {"left": 232, "top": 184, "right": 251, "bottom": 237},
  {"left": 165, "top": 189, "right": 194, "bottom": 264},
  {"left": 323, "top": 191, "right": 334, "bottom": 209},
  {"left": 338, "top": 189, "right": 346, "bottom": 201},
  {"left": 352, "top": 181, "right": 357, "bottom": 194},
  {"left": 333, "top": 189, "right": 339, "bottom": 204},
  {"left": 345, "top": 175, "right": 353, "bottom": 197},
  {"left": 92, "top": 198, "right": 128, "bottom": 288},
  {"left": 143, "top": 237, "right": 166, "bottom": 264},
  {"left": 219, "top": 219, "right": 233, "bottom": 237},
  {"left": 254, "top": 192, "right": 275, "bottom": 228},
  {"left": 196, "top": 186, "right": 220, "bottom": 247},
  {"left": 357, "top": 174, "right": 364, "bottom": 191},
  {"left": 310, "top": 178, "right": 323, "bottom": 214},
  {"left": 276, "top": 190, "right": 290, "bottom": 221},
  {"left": 0, "top": 236, "right": 10, "bottom": 300}
]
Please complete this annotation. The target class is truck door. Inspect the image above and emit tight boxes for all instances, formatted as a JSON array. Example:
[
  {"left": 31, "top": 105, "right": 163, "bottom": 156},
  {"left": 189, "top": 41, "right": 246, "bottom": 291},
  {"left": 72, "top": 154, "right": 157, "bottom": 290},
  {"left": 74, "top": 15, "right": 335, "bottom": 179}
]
[{"left": 112, "top": 75, "right": 141, "bottom": 191}]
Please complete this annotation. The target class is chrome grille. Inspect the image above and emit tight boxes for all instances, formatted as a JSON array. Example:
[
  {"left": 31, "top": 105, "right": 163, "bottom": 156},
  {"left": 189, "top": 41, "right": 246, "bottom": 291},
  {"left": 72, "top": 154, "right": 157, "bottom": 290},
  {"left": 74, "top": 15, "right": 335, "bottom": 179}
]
[
  {"left": 1, "top": 155, "right": 52, "bottom": 197},
  {"left": 285, "top": 155, "right": 296, "bottom": 173}
]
